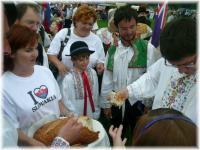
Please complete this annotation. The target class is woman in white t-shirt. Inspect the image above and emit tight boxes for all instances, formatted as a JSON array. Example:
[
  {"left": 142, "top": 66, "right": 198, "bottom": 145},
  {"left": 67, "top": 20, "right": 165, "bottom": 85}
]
[
  {"left": 47, "top": 5, "right": 105, "bottom": 81},
  {"left": 2, "top": 24, "right": 71, "bottom": 146}
]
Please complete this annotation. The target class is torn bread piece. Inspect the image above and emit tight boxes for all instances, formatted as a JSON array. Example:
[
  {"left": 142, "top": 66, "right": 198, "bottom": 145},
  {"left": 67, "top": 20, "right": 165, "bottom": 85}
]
[
  {"left": 109, "top": 91, "right": 124, "bottom": 107},
  {"left": 78, "top": 116, "right": 93, "bottom": 131}
]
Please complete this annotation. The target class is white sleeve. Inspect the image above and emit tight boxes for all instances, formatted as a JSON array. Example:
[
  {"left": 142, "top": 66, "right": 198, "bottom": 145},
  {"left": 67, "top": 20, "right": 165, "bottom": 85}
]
[
  {"left": 45, "top": 67, "right": 62, "bottom": 101},
  {"left": 127, "top": 58, "right": 163, "bottom": 101},
  {"left": 47, "top": 28, "right": 68, "bottom": 55},
  {"left": 61, "top": 75, "right": 76, "bottom": 113},
  {"left": 42, "top": 47, "right": 49, "bottom": 68},
  {"left": 44, "top": 32, "right": 51, "bottom": 48},
  {"left": 147, "top": 41, "right": 161, "bottom": 69},
  {"left": 91, "top": 69, "right": 100, "bottom": 120},
  {"left": 3, "top": 116, "right": 18, "bottom": 147},
  {"left": 2, "top": 91, "right": 19, "bottom": 129},
  {"left": 100, "top": 54, "right": 112, "bottom": 108},
  {"left": 95, "top": 37, "right": 105, "bottom": 64},
  {"left": 53, "top": 77, "right": 62, "bottom": 102}
]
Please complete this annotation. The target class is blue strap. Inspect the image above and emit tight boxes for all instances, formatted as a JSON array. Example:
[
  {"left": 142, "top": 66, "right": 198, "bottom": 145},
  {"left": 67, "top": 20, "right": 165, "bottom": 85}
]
[{"left": 139, "top": 114, "right": 195, "bottom": 137}]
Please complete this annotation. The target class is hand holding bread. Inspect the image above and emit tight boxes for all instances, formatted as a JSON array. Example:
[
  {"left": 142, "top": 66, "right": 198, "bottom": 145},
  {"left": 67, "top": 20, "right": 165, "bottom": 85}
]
[
  {"left": 57, "top": 117, "right": 83, "bottom": 145},
  {"left": 33, "top": 116, "right": 99, "bottom": 146},
  {"left": 108, "top": 89, "right": 129, "bottom": 107}
]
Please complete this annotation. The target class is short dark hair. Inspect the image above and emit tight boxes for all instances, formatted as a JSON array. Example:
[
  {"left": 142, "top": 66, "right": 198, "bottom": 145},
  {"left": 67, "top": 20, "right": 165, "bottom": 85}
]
[
  {"left": 16, "top": 3, "right": 41, "bottom": 20},
  {"left": 160, "top": 17, "right": 196, "bottom": 61},
  {"left": 114, "top": 5, "right": 138, "bottom": 27},
  {"left": 3, "top": 2, "right": 18, "bottom": 27}
]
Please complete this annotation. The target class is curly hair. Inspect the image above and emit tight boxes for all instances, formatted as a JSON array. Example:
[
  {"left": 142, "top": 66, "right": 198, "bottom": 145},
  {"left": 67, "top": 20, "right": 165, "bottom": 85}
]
[{"left": 72, "top": 5, "right": 97, "bottom": 27}]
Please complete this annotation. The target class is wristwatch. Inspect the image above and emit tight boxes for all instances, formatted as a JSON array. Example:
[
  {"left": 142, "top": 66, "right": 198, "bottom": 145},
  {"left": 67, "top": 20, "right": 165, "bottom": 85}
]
[{"left": 51, "top": 136, "right": 70, "bottom": 148}]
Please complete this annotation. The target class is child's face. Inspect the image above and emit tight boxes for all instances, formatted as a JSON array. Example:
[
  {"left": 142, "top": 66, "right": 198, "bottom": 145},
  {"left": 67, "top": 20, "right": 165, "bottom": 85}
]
[{"left": 72, "top": 53, "right": 90, "bottom": 71}]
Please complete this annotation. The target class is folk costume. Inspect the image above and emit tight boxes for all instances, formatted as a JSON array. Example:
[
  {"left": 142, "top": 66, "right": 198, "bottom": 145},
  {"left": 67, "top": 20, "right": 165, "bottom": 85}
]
[{"left": 100, "top": 38, "right": 148, "bottom": 131}]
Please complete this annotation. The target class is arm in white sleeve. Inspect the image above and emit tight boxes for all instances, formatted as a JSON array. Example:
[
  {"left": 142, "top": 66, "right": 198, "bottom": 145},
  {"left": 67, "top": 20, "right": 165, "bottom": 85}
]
[
  {"left": 3, "top": 115, "right": 18, "bottom": 147},
  {"left": 42, "top": 47, "right": 49, "bottom": 68},
  {"left": 147, "top": 41, "right": 161, "bottom": 69},
  {"left": 100, "top": 54, "right": 112, "bottom": 108},
  {"left": 96, "top": 37, "right": 105, "bottom": 64},
  {"left": 127, "top": 58, "right": 163, "bottom": 101},
  {"left": 2, "top": 92, "right": 19, "bottom": 129},
  {"left": 44, "top": 32, "right": 51, "bottom": 48},
  {"left": 47, "top": 28, "right": 68, "bottom": 55},
  {"left": 91, "top": 69, "right": 100, "bottom": 120},
  {"left": 47, "top": 68, "right": 62, "bottom": 101},
  {"left": 61, "top": 75, "right": 77, "bottom": 113}
]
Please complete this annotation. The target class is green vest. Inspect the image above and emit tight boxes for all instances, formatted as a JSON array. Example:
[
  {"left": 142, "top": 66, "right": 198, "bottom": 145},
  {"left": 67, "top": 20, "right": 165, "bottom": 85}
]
[{"left": 107, "top": 38, "right": 148, "bottom": 71}]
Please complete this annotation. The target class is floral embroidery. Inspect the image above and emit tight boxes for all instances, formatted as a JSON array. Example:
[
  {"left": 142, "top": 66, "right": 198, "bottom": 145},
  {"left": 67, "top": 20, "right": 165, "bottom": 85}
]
[
  {"left": 162, "top": 73, "right": 196, "bottom": 111},
  {"left": 71, "top": 68, "right": 94, "bottom": 100}
]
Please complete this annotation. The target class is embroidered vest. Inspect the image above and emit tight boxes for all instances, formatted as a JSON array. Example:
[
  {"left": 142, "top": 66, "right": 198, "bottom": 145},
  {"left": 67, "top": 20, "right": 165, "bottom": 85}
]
[{"left": 107, "top": 38, "right": 147, "bottom": 71}]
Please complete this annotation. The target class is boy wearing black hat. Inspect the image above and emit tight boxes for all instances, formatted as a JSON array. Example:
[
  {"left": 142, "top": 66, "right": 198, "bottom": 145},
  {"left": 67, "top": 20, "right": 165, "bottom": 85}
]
[{"left": 61, "top": 41, "right": 100, "bottom": 120}]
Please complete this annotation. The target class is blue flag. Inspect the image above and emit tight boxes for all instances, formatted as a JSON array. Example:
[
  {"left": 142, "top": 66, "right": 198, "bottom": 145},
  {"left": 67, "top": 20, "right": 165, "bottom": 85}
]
[{"left": 151, "top": 3, "right": 168, "bottom": 48}]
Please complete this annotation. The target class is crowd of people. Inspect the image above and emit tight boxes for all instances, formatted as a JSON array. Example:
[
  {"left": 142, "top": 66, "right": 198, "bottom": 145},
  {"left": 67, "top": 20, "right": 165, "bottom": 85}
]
[{"left": 2, "top": 1, "right": 197, "bottom": 148}]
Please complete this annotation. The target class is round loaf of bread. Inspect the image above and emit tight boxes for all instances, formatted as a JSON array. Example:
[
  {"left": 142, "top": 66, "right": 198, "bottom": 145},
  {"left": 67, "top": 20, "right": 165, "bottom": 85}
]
[{"left": 33, "top": 117, "right": 99, "bottom": 146}]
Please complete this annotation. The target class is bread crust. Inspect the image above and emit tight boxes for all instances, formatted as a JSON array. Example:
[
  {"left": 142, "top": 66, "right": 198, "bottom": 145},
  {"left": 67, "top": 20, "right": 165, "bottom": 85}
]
[{"left": 33, "top": 117, "right": 99, "bottom": 146}]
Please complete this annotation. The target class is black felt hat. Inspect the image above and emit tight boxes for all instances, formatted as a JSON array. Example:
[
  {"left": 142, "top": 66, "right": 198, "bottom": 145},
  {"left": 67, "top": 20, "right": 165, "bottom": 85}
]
[
  {"left": 137, "top": 6, "right": 149, "bottom": 14},
  {"left": 66, "top": 41, "right": 94, "bottom": 56}
]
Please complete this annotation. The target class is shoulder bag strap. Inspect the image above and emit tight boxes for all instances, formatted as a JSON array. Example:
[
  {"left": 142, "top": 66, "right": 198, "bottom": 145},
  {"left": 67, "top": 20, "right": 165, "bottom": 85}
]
[{"left": 58, "top": 28, "right": 71, "bottom": 60}]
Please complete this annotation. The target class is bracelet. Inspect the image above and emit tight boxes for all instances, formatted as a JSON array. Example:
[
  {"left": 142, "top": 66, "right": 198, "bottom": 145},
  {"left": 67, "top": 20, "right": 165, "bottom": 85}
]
[{"left": 51, "top": 136, "right": 70, "bottom": 148}]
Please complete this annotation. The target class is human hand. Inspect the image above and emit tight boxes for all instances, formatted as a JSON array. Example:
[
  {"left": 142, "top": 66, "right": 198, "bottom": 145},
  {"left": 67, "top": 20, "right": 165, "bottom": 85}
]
[
  {"left": 60, "top": 111, "right": 78, "bottom": 118},
  {"left": 107, "top": 91, "right": 124, "bottom": 107},
  {"left": 57, "top": 62, "right": 70, "bottom": 76},
  {"left": 96, "top": 63, "right": 104, "bottom": 75},
  {"left": 59, "top": 100, "right": 77, "bottom": 118},
  {"left": 57, "top": 117, "right": 83, "bottom": 145},
  {"left": 103, "top": 108, "right": 112, "bottom": 119},
  {"left": 30, "top": 138, "right": 46, "bottom": 147},
  {"left": 109, "top": 125, "right": 127, "bottom": 147},
  {"left": 18, "top": 129, "right": 46, "bottom": 147}
]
